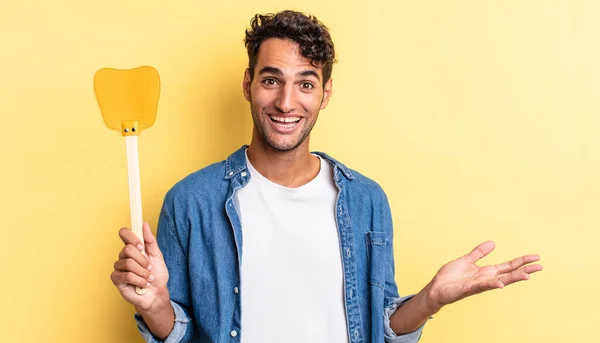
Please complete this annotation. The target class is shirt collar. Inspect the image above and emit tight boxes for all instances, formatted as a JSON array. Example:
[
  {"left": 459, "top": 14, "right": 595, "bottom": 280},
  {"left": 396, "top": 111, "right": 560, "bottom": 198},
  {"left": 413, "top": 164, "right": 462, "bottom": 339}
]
[{"left": 224, "top": 145, "right": 354, "bottom": 181}]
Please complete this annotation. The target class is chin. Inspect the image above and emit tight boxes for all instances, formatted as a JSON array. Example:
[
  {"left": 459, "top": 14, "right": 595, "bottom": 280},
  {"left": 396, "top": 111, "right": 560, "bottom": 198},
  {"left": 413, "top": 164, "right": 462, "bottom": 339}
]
[
  {"left": 263, "top": 138, "right": 302, "bottom": 152},
  {"left": 268, "top": 143, "right": 299, "bottom": 152}
]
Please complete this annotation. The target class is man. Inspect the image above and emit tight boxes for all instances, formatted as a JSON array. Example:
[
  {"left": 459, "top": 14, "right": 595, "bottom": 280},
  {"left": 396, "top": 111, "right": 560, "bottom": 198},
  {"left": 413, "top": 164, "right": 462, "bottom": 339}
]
[{"left": 110, "top": 10, "right": 542, "bottom": 343}]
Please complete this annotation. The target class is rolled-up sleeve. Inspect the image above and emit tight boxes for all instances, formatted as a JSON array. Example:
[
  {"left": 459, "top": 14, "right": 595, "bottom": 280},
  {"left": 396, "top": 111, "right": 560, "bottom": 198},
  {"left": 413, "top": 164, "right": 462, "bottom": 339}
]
[
  {"left": 134, "top": 301, "right": 191, "bottom": 343},
  {"left": 383, "top": 295, "right": 427, "bottom": 343}
]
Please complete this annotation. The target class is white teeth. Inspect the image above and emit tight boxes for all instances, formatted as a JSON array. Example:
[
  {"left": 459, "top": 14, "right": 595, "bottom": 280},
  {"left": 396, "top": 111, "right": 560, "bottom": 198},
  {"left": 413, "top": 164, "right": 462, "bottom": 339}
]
[
  {"left": 270, "top": 116, "right": 301, "bottom": 123},
  {"left": 275, "top": 122, "right": 296, "bottom": 128}
]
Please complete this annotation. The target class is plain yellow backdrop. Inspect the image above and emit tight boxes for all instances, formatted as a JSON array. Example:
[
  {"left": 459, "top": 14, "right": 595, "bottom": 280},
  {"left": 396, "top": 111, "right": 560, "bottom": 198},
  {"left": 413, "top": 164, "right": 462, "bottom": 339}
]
[{"left": 1, "top": 0, "right": 597, "bottom": 342}]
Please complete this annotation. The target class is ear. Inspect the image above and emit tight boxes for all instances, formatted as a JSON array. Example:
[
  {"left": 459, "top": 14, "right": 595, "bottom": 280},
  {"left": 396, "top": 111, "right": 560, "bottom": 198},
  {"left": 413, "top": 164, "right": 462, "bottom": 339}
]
[
  {"left": 320, "top": 78, "right": 333, "bottom": 110},
  {"left": 243, "top": 68, "right": 252, "bottom": 102}
]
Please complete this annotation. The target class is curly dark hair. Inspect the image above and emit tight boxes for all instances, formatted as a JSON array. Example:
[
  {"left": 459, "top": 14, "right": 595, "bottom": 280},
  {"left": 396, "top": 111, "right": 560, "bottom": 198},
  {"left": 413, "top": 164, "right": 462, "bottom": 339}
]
[{"left": 244, "top": 10, "right": 336, "bottom": 85}]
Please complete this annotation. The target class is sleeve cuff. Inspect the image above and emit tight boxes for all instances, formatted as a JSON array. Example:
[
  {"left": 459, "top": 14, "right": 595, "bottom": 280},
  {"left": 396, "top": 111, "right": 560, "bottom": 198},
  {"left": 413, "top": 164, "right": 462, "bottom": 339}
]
[
  {"left": 383, "top": 295, "right": 429, "bottom": 343},
  {"left": 134, "top": 300, "right": 190, "bottom": 343}
]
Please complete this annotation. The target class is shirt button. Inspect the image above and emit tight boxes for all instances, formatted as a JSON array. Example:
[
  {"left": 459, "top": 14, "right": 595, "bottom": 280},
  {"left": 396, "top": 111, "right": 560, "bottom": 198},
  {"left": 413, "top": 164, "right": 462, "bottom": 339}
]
[
  {"left": 348, "top": 289, "right": 353, "bottom": 298},
  {"left": 346, "top": 248, "right": 351, "bottom": 257},
  {"left": 234, "top": 287, "right": 239, "bottom": 294},
  {"left": 354, "top": 329, "right": 359, "bottom": 338},
  {"left": 229, "top": 171, "right": 234, "bottom": 176},
  {"left": 231, "top": 330, "right": 238, "bottom": 337},
  {"left": 241, "top": 171, "right": 247, "bottom": 177}
]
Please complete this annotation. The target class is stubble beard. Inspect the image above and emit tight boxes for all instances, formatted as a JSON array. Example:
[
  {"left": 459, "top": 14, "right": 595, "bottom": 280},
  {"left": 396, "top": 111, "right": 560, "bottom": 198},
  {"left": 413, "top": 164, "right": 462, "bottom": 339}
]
[{"left": 249, "top": 97, "right": 318, "bottom": 153}]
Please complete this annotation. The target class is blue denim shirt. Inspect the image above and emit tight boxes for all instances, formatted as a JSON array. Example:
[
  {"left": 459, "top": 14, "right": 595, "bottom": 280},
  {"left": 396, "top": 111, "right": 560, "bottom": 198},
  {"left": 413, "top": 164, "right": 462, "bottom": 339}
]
[{"left": 135, "top": 146, "right": 425, "bottom": 343}]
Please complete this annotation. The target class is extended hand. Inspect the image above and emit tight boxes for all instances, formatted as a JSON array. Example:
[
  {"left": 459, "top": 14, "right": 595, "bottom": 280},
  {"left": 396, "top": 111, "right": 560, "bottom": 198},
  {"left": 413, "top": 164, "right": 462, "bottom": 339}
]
[{"left": 426, "top": 241, "right": 542, "bottom": 311}]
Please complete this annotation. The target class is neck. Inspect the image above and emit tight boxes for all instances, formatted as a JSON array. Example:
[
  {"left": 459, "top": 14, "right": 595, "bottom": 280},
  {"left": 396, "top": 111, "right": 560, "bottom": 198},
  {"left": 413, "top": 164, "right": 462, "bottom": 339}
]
[{"left": 247, "top": 134, "right": 320, "bottom": 188}]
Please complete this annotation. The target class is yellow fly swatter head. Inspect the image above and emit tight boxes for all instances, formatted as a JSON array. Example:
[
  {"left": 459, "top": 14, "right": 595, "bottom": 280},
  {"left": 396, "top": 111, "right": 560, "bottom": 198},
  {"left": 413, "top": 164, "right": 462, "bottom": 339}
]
[{"left": 94, "top": 66, "right": 160, "bottom": 136}]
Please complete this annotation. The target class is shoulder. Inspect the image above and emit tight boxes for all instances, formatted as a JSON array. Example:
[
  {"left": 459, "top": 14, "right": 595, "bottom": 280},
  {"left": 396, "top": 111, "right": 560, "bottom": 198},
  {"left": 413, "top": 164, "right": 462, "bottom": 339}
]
[
  {"left": 164, "top": 160, "right": 228, "bottom": 204},
  {"left": 317, "top": 151, "right": 394, "bottom": 230},
  {"left": 346, "top": 168, "right": 391, "bottom": 211},
  {"left": 314, "top": 150, "right": 388, "bottom": 201},
  {"left": 348, "top": 168, "right": 387, "bottom": 197},
  {"left": 161, "top": 145, "right": 247, "bottom": 207}
]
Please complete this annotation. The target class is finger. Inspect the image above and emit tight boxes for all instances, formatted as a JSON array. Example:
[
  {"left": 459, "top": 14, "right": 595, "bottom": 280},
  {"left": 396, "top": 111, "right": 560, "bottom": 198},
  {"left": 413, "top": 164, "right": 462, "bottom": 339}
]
[
  {"left": 111, "top": 271, "right": 151, "bottom": 289},
  {"left": 118, "top": 244, "right": 150, "bottom": 270},
  {"left": 110, "top": 270, "right": 128, "bottom": 289},
  {"left": 119, "top": 227, "right": 143, "bottom": 248},
  {"left": 495, "top": 254, "right": 541, "bottom": 274},
  {"left": 143, "top": 223, "right": 163, "bottom": 259},
  {"left": 523, "top": 263, "right": 543, "bottom": 274},
  {"left": 465, "top": 241, "right": 496, "bottom": 264},
  {"left": 119, "top": 229, "right": 127, "bottom": 245},
  {"left": 498, "top": 264, "right": 543, "bottom": 286},
  {"left": 498, "top": 272, "right": 529, "bottom": 286},
  {"left": 470, "top": 280, "right": 504, "bottom": 295},
  {"left": 114, "top": 258, "right": 153, "bottom": 281}
]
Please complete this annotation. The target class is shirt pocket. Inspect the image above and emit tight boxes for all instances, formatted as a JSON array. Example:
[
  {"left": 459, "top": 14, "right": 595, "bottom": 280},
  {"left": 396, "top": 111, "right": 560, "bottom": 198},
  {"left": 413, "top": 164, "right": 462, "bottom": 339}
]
[{"left": 365, "top": 231, "right": 388, "bottom": 289}]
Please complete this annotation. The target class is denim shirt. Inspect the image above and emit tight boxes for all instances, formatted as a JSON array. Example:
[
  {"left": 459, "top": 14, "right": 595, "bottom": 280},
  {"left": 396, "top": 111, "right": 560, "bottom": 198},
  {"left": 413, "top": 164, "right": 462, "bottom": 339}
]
[{"left": 135, "top": 146, "right": 425, "bottom": 343}]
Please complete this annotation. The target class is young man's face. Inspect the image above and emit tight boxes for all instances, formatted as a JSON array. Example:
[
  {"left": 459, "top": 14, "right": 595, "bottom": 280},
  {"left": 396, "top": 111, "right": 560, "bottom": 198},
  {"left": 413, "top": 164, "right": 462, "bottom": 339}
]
[{"left": 243, "top": 38, "right": 332, "bottom": 152}]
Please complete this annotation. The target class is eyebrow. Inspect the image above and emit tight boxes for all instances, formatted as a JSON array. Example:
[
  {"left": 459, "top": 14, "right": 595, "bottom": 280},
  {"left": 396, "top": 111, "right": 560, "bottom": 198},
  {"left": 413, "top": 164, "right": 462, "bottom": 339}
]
[
  {"left": 298, "top": 70, "right": 320, "bottom": 80},
  {"left": 258, "top": 66, "right": 283, "bottom": 76},
  {"left": 258, "top": 66, "right": 321, "bottom": 80}
]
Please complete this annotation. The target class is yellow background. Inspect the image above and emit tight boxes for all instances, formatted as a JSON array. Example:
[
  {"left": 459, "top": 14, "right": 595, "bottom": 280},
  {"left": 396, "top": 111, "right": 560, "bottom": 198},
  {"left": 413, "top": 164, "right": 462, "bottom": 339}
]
[{"left": 1, "top": 0, "right": 597, "bottom": 342}]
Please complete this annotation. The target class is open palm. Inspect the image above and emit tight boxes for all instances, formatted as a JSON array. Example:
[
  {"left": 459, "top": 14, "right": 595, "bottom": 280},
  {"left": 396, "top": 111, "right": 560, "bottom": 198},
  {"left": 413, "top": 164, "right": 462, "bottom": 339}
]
[{"left": 428, "top": 241, "right": 542, "bottom": 308}]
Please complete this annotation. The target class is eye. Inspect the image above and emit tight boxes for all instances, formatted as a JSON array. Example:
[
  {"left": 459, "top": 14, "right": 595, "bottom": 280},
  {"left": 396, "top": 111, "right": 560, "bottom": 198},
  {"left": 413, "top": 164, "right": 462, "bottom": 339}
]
[
  {"left": 262, "top": 78, "right": 278, "bottom": 87},
  {"left": 300, "top": 82, "right": 314, "bottom": 90}
]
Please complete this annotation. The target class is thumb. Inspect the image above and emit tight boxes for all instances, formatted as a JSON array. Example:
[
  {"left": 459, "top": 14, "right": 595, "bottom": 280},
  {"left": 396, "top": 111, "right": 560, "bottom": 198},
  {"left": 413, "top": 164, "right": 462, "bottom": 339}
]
[
  {"left": 465, "top": 240, "right": 495, "bottom": 264},
  {"left": 142, "top": 222, "right": 163, "bottom": 258}
]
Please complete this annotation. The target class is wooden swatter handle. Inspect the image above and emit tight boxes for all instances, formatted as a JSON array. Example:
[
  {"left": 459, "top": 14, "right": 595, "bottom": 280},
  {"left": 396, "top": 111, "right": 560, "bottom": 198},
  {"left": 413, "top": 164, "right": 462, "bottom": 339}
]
[{"left": 126, "top": 136, "right": 148, "bottom": 295}]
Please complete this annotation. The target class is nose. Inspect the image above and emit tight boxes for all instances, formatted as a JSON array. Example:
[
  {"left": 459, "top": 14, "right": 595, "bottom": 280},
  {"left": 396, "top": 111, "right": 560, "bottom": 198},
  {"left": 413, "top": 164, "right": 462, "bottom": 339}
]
[{"left": 274, "top": 84, "right": 295, "bottom": 113}]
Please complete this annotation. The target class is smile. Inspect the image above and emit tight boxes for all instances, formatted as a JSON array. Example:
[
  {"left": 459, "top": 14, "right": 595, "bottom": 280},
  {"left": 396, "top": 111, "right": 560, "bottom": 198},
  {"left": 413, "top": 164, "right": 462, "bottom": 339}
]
[{"left": 269, "top": 115, "right": 301, "bottom": 129}]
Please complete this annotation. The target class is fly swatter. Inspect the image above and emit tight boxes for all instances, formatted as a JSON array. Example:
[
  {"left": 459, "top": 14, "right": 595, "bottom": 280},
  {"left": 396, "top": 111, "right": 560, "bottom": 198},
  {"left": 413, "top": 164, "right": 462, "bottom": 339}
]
[{"left": 94, "top": 66, "right": 160, "bottom": 295}]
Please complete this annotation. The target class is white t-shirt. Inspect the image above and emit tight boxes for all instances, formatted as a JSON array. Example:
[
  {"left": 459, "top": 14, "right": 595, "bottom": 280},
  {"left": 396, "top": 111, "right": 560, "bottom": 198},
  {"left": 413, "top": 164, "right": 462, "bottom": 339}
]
[{"left": 236, "top": 152, "right": 349, "bottom": 343}]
